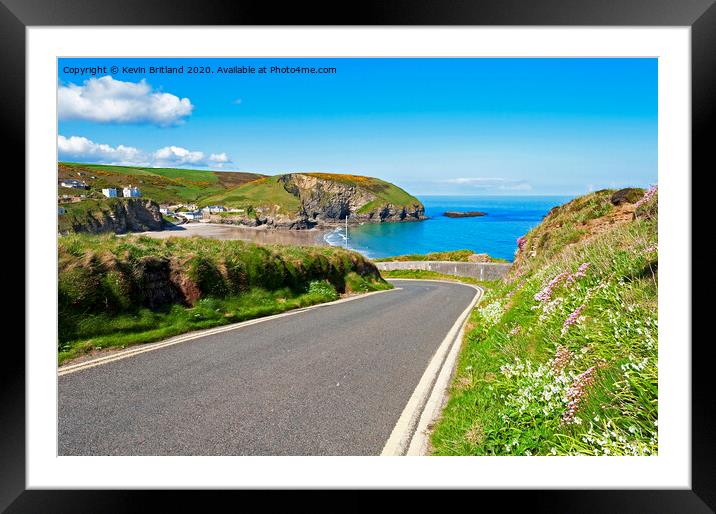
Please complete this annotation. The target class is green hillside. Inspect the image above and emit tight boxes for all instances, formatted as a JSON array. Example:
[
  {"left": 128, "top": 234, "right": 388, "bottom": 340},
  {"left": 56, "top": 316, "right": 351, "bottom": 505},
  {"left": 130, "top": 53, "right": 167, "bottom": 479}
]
[
  {"left": 200, "top": 172, "right": 422, "bottom": 214},
  {"left": 59, "top": 162, "right": 264, "bottom": 204},
  {"left": 430, "top": 187, "right": 658, "bottom": 456},
  {"left": 58, "top": 234, "right": 390, "bottom": 364},
  {"left": 199, "top": 176, "right": 302, "bottom": 213}
]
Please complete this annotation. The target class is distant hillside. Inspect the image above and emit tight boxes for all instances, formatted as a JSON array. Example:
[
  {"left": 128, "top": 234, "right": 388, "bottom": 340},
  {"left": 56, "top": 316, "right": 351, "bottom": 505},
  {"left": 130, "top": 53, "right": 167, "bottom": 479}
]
[
  {"left": 200, "top": 172, "right": 425, "bottom": 228},
  {"left": 59, "top": 162, "right": 264, "bottom": 205},
  {"left": 431, "top": 186, "right": 659, "bottom": 456}
]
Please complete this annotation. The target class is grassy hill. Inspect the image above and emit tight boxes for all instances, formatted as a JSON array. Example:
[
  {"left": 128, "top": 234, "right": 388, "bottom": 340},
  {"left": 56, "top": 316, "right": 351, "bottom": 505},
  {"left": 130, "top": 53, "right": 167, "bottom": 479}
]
[
  {"left": 430, "top": 186, "right": 658, "bottom": 456},
  {"left": 199, "top": 175, "right": 302, "bottom": 213},
  {"left": 59, "top": 162, "right": 264, "bottom": 205},
  {"left": 199, "top": 172, "right": 423, "bottom": 216},
  {"left": 58, "top": 234, "right": 390, "bottom": 364}
]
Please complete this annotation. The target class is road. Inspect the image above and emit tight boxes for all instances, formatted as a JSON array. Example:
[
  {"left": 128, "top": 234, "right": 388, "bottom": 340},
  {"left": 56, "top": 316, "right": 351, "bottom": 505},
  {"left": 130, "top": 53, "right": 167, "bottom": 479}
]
[{"left": 58, "top": 280, "right": 478, "bottom": 456}]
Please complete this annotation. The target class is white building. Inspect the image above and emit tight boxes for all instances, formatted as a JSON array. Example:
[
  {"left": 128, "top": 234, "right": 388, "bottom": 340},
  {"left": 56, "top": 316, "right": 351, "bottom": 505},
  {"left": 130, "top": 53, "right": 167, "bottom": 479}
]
[
  {"left": 159, "top": 205, "right": 174, "bottom": 215},
  {"left": 102, "top": 188, "right": 118, "bottom": 198},
  {"left": 122, "top": 185, "right": 141, "bottom": 198},
  {"left": 181, "top": 210, "right": 203, "bottom": 220},
  {"left": 202, "top": 205, "right": 227, "bottom": 214},
  {"left": 60, "top": 179, "right": 87, "bottom": 189}
]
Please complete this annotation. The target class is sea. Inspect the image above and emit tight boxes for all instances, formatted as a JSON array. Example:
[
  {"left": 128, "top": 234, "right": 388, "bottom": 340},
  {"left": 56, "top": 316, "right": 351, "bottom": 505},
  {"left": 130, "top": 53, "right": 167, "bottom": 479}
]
[{"left": 323, "top": 195, "right": 573, "bottom": 262}]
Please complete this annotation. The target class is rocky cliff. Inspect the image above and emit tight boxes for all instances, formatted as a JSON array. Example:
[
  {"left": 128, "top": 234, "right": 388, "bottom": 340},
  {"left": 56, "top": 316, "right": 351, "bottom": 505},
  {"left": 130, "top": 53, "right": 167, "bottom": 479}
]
[
  {"left": 59, "top": 198, "right": 164, "bottom": 235},
  {"left": 203, "top": 172, "right": 426, "bottom": 229}
]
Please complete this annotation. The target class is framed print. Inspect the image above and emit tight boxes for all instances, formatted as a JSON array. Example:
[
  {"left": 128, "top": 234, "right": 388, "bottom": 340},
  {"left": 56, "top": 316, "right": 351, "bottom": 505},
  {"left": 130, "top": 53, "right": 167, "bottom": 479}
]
[{"left": 4, "top": 0, "right": 714, "bottom": 510}]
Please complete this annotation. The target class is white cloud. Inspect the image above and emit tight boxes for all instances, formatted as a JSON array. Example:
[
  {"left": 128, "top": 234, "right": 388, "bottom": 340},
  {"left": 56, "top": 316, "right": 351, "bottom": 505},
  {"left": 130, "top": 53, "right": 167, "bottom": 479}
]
[
  {"left": 58, "top": 135, "right": 232, "bottom": 170},
  {"left": 152, "top": 147, "right": 233, "bottom": 168},
  {"left": 208, "top": 152, "right": 231, "bottom": 167},
  {"left": 442, "top": 177, "right": 532, "bottom": 191},
  {"left": 58, "top": 135, "right": 149, "bottom": 166},
  {"left": 58, "top": 76, "right": 193, "bottom": 126}
]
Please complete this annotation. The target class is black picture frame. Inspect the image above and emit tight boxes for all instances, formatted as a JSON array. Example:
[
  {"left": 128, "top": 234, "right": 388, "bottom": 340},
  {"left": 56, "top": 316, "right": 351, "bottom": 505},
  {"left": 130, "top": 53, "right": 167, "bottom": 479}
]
[{"left": 3, "top": 0, "right": 712, "bottom": 510}]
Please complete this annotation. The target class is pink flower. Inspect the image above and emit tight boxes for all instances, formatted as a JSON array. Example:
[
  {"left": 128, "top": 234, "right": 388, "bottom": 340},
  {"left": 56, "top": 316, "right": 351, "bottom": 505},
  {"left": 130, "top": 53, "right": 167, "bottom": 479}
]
[
  {"left": 562, "top": 366, "right": 598, "bottom": 425},
  {"left": 517, "top": 236, "right": 527, "bottom": 250},
  {"left": 534, "top": 272, "right": 570, "bottom": 303},
  {"left": 561, "top": 304, "right": 586, "bottom": 335},
  {"left": 574, "top": 262, "right": 590, "bottom": 277},
  {"left": 552, "top": 345, "right": 571, "bottom": 373},
  {"left": 635, "top": 185, "right": 658, "bottom": 209}
]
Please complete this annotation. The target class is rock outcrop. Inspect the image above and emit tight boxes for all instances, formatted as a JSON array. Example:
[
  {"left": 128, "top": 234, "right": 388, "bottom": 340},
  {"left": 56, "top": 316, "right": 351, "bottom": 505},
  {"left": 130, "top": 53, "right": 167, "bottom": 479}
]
[
  {"left": 444, "top": 211, "right": 487, "bottom": 218},
  {"left": 66, "top": 198, "right": 163, "bottom": 235},
  {"left": 207, "top": 173, "right": 426, "bottom": 229}
]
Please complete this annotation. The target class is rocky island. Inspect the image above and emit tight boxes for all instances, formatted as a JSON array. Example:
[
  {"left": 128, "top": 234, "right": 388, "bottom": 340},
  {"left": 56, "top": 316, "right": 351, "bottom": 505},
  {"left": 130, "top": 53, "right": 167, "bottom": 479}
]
[{"left": 443, "top": 211, "right": 487, "bottom": 218}]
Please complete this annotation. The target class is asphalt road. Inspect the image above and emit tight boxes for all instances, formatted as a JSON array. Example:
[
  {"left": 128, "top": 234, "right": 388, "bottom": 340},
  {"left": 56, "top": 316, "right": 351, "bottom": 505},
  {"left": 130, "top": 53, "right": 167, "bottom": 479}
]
[{"left": 58, "top": 280, "right": 477, "bottom": 456}]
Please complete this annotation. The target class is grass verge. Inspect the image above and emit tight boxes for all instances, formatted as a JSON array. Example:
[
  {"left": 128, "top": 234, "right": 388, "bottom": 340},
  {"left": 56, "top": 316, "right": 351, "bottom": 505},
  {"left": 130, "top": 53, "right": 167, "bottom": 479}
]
[
  {"left": 59, "top": 234, "right": 390, "bottom": 364},
  {"left": 430, "top": 190, "right": 658, "bottom": 456}
]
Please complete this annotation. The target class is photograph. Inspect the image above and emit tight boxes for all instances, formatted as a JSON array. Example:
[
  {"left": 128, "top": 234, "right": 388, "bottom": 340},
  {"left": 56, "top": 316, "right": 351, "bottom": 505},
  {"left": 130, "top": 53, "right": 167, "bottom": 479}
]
[{"left": 56, "top": 56, "right": 659, "bottom": 458}]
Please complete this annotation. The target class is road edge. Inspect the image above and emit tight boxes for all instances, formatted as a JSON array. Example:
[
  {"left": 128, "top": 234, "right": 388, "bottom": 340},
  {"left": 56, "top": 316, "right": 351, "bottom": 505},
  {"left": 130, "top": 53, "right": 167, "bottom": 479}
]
[
  {"left": 58, "top": 286, "right": 402, "bottom": 376},
  {"left": 380, "top": 278, "right": 483, "bottom": 456}
]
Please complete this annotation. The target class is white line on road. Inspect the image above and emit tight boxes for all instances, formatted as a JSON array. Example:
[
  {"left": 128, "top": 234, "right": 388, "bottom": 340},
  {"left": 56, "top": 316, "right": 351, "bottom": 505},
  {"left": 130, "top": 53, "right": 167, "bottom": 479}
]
[
  {"left": 380, "top": 279, "right": 483, "bottom": 456},
  {"left": 58, "top": 286, "right": 402, "bottom": 377}
]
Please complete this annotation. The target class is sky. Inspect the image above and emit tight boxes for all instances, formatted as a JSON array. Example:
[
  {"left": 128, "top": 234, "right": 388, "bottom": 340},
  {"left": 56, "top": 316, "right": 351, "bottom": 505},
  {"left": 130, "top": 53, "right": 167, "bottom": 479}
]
[{"left": 57, "top": 58, "right": 657, "bottom": 196}]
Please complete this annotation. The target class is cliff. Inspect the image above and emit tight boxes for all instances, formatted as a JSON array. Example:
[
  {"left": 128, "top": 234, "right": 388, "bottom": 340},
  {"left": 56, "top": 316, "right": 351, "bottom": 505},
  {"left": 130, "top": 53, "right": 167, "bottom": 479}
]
[
  {"left": 201, "top": 173, "right": 426, "bottom": 229},
  {"left": 58, "top": 198, "right": 164, "bottom": 235}
]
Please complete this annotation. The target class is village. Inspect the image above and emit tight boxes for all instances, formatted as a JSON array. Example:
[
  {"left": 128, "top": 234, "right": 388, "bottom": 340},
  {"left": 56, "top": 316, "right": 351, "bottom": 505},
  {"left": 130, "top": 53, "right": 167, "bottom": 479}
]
[{"left": 57, "top": 171, "right": 244, "bottom": 223}]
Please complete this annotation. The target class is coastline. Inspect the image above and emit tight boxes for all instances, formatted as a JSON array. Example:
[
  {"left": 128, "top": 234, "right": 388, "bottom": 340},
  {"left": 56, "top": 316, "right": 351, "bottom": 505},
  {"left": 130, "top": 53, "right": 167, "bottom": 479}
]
[{"left": 136, "top": 223, "right": 330, "bottom": 247}]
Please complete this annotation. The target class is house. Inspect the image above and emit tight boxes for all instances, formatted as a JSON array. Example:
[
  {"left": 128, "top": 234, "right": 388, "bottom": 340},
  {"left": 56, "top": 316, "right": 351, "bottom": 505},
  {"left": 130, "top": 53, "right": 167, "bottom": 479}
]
[
  {"left": 180, "top": 210, "right": 203, "bottom": 221},
  {"left": 159, "top": 205, "right": 174, "bottom": 215},
  {"left": 202, "top": 205, "right": 227, "bottom": 214},
  {"left": 60, "top": 179, "right": 87, "bottom": 189},
  {"left": 122, "top": 185, "right": 141, "bottom": 198},
  {"left": 102, "top": 188, "right": 118, "bottom": 198}
]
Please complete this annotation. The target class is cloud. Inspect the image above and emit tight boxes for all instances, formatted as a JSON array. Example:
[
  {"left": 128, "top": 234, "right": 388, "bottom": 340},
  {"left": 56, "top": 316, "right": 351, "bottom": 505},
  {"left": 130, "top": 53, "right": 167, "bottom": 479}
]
[
  {"left": 58, "top": 135, "right": 149, "bottom": 166},
  {"left": 58, "top": 76, "right": 193, "bottom": 126},
  {"left": 58, "top": 135, "right": 232, "bottom": 169},
  {"left": 153, "top": 147, "right": 233, "bottom": 168},
  {"left": 442, "top": 177, "right": 532, "bottom": 191}
]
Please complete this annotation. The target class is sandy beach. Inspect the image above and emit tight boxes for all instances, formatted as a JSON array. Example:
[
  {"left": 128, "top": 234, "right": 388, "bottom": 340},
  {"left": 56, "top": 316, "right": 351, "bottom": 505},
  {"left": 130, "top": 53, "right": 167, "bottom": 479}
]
[{"left": 136, "top": 223, "right": 330, "bottom": 247}]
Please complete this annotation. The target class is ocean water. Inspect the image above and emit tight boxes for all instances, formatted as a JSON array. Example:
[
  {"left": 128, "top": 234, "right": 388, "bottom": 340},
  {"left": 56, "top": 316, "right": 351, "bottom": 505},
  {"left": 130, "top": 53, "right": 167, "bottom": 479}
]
[{"left": 324, "top": 195, "right": 573, "bottom": 262}]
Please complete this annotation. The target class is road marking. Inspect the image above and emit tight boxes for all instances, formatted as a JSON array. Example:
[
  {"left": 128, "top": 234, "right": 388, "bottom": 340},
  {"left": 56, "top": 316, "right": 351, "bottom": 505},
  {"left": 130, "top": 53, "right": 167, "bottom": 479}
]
[
  {"left": 380, "top": 279, "right": 483, "bottom": 456},
  {"left": 58, "top": 287, "right": 402, "bottom": 377}
]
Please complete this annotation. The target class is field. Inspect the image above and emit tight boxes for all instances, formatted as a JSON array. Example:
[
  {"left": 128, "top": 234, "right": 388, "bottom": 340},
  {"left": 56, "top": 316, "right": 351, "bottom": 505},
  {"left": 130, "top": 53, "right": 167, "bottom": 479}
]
[
  {"left": 59, "top": 162, "right": 264, "bottom": 205},
  {"left": 430, "top": 187, "right": 658, "bottom": 456}
]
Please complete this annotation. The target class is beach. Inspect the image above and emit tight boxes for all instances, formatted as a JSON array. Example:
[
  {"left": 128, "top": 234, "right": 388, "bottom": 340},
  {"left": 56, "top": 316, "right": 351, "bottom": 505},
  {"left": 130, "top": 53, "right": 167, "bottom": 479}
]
[{"left": 137, "top": 223, "right": 329, "bottom": 246}]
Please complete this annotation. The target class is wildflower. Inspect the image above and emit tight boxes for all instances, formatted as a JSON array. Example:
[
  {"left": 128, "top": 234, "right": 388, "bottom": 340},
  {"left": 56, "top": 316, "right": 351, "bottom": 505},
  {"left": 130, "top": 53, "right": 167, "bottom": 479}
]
[
  {"left": 561, "top": 366, "right": 598, "bottom": 425},
  {"left": 561, "top": 304, "right": 586, "bottom": 335},
  {"left": 644, "top": 244, "right": 657, "bottom": 253},
  {"left": 534, "top": 272, "right": 570, "bottom": 302},
  {"left": 517, "top": 235, "right": 527, "bottom": 250},
  {"left": 574, "top": 262, "right": 590, "bottom": 277},
  {"left": 509, "top": 326, "right": 521, "bottom": 337},
  {"left": 551, "top": 345, "right": 571, "bottom": 373},
  {"left": 634, "top": 185, "right": 657, "bottom": 208}
]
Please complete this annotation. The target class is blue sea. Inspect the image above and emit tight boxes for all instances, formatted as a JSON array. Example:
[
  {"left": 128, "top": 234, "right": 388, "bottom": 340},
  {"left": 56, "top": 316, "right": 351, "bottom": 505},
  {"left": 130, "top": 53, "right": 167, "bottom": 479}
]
[{"left": 324, "top": 196, "right": 573, "bottom": 262}]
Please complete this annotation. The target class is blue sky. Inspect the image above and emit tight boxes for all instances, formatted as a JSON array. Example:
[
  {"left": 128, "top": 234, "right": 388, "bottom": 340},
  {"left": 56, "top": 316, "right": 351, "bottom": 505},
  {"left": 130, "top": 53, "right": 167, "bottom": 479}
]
[{"left": 57, "top": 58, "right": 657, "bottom": 196}]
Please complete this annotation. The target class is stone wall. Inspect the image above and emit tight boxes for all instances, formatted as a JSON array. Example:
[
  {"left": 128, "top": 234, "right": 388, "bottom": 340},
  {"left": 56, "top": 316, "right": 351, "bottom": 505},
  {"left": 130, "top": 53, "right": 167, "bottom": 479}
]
[{"left": 375, "top": 260, "right": 511, "bottom": 281}]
